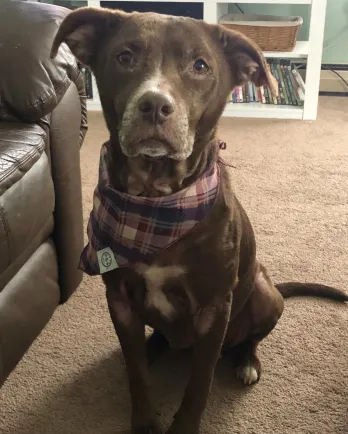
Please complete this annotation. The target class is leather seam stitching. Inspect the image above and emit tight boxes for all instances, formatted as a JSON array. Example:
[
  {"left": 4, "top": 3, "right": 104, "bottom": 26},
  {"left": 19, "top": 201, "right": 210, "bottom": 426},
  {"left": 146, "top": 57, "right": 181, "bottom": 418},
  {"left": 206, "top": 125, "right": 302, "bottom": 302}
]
[
  {"left": 18, "top": 77, "right": 71, "bottom": 111},
  {"left": 0, "top": 215, "right": 54, "bottom": 290},
  {"left": 0, "top": 144, "right": 45, "bottom": 185}
]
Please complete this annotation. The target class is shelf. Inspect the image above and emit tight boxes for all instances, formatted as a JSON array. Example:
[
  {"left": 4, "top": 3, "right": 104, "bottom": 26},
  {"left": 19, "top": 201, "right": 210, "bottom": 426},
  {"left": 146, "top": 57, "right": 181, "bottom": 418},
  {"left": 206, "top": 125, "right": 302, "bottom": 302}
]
[
  {"left": 87, "top": 99, "right": 102, "bottom": 111},
  {"left": 84, "top": 0, "right": 326, "bottom": 120},
  {"left": 88, "top": 99, "right": 304, "bottom": 119},
  {"left": 93, "top": 0, "right": 312, "bottom": 2},
  {"left": 92, "top": 0, "right": 215, "bottom": 2},
  {"left": 264, "top": 41, "right": 309, "bottom": 59},
  {"left": 218, "top": 0, "right": 312, "bottom": 3},
  {"left": 223, "top": 103, "right": 304, "bottom": 119}
]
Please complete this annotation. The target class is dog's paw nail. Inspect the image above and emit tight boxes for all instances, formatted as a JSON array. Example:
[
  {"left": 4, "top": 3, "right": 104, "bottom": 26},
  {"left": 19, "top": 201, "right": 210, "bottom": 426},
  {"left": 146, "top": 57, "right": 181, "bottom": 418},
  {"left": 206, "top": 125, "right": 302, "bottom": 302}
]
[{"left": 236, "top": 364, "right": 259, "bottom": 385}]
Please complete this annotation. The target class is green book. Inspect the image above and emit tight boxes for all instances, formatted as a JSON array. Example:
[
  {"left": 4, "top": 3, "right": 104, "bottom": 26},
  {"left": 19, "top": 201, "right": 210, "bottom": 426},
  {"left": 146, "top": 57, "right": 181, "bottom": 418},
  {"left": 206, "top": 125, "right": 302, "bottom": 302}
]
[
  {"left": 276, "top": 63, "right": 288, "bottom": 105},
  {"left": 244, "top": 84, "right": 250, "bottom": 103},
  {"left": 279, "top": 64, "right": 290, "bottom": 105},
  {"left": 270, "top": 62, "right": 282, "bottom": 105},
  {"left": 270, "top": 62, "right": 284, "bottom": 105},
  {"left": 265, "top": 86, "right": 271, "bottom": 104},
  {"left": 284, "top": 64, "right": 297, "bottom": 106}
]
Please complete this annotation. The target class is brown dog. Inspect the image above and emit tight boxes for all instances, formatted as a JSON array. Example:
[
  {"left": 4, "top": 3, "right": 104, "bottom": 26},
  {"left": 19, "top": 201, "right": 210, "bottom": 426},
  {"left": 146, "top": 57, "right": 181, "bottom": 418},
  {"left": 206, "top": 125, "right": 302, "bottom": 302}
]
[{"left": 52, "top": 8, "right": 348, "bottom": 434}]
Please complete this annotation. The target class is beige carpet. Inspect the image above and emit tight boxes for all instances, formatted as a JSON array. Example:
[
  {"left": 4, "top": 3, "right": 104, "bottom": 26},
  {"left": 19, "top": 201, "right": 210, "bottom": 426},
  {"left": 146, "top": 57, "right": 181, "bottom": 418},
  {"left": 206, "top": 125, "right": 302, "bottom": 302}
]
[{"left": 1, "top": 97, "right": 348, "bottom": 434}]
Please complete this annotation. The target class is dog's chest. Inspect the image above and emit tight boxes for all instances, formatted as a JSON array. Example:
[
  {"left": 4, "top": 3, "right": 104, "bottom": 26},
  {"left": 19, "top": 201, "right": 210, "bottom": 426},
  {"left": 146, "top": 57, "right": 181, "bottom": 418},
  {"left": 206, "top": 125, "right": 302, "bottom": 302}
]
[
  {"left": 147, "top": 313, "right": 197, "bottom": 350},
  {"left": 138, "top": 261, "right": 228, "bottom": 349},
  {"left": 144, "top": 304, "right": 198, "bottom": 350}
]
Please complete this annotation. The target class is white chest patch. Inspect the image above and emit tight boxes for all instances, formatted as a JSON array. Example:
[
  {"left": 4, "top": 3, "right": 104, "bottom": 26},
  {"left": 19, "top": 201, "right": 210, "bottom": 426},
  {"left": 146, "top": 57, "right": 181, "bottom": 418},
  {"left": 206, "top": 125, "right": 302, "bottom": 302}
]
[{"left": 143, "top": 265, "right": 185, "bottom": 319}]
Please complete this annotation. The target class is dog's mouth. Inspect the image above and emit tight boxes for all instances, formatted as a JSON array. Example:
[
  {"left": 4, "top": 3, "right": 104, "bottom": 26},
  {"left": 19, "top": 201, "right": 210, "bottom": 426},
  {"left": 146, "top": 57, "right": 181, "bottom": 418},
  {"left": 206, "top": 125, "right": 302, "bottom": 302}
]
[
  {"left": 121, "top": 137, "right": 183, "bottom": 160},
  {"left": 137, "top": 139, "right": 171, "bottom": 159}
]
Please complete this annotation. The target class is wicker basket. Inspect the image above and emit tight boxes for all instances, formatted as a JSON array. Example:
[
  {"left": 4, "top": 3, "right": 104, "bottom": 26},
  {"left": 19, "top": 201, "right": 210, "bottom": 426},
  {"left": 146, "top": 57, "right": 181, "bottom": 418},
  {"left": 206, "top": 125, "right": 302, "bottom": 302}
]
[{"left": 219, "top": 13, "right": 303, "bottom": 52}]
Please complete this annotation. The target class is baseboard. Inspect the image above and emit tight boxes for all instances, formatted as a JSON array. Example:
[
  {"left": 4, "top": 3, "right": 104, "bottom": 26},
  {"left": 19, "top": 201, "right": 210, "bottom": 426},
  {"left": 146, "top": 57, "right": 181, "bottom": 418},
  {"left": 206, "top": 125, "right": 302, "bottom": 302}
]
[
  {"left": 294, "top": 63, "right": 348, "bottom": 94},
  {"left": 319, "top": 69, "right": 348, "bottom": 93}
]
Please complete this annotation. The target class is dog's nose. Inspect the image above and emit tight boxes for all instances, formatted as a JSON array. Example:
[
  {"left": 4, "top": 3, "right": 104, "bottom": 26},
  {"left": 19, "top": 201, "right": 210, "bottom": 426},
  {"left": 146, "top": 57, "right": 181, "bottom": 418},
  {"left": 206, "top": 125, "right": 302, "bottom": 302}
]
[{"left": 138, "top": 91, "right": 175, "bottom": 123}]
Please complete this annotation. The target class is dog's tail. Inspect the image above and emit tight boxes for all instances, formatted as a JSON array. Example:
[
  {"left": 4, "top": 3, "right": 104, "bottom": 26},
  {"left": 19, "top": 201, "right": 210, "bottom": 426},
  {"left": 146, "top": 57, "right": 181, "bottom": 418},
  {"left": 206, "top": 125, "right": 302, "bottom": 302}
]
[{"left": 275, "top": 282, "right": 348, "bottom": 302}]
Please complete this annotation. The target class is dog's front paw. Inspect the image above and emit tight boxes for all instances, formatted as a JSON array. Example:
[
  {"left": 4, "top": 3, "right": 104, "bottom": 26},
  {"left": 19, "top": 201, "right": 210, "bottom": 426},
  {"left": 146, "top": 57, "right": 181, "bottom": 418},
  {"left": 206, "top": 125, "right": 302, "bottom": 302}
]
[
  {"left": 234, "top": 355, "right": 261, "bottom": 385},
  {"left": 235, "top": 363, "right": 259, "bottom": 385}
]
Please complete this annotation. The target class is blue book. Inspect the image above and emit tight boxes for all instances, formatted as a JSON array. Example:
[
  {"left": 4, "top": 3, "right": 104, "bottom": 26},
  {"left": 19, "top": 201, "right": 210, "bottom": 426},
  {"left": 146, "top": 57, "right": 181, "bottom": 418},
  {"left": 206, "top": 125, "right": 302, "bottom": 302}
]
[
  {"left": 248, "top": 82, "right": 254, "bottom": 102},
  {"left": 232, "top": 89, "right": 237, "bottom": 103}
]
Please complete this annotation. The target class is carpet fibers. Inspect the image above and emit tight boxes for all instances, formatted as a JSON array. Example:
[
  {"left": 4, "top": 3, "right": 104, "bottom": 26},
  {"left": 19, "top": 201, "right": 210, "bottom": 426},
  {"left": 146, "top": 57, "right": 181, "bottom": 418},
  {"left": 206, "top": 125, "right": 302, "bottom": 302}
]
[{"left": 1, "top": 97, "right": 347, "bottom": 434}]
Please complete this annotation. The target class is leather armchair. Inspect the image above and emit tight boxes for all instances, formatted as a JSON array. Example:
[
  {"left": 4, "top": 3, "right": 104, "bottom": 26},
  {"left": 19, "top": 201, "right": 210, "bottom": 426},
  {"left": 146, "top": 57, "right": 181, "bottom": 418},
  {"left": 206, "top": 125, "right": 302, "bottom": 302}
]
[{"left": 0, "top": 0, "right": 87, "bottom": 386}]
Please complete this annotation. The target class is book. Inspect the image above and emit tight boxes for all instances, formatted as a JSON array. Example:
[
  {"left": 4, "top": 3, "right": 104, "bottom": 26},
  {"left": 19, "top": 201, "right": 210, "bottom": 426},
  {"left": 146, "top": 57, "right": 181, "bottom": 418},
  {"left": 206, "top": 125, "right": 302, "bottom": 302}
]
[
  {"left": 266, "top": 84, "right": 276, "bottom": 105},
  {"left": 238, "top": 86, "right": 243, "bottom": 103},
  {"left": 264, "top": 85, "right": 270, "bottom": 104},
  {"left": 244, "top": 84, "right": 250, "bottom": 103},
  {"left": 227, "top": 58, "right": 305, "bottom": 107},
  {"left": 253, "top": 84, "right": 259, "bottom": 102},
  {"left": 287, "top": 65, "right": 302, "bottom": 106},
  {"left": 235, "top": 87, "right": 239, "bottom": 103},
  {"left": 297, "top": 86, "right": 305, "bottom": 102},
  {"left": 257, "top": 86, "right": 263, "bottom": 103},
  {"left": 232, "top": 90, "right": 237, "bottom": 103},
  {"left": 283, "top": 64, "right": 297, "bottom": 106},
  {"left": 292, "top": 66, "right": 306, "bottom": 95},
  {"left": 270, "top": 62, "right": 282, "bottom": 105},
  {"left": 274, "top": 62, "right": 286, "bottom": 105},
  {"left": 278, "top": 63, "right": 290, "bottom": 105},
  {"left": 248, "top": 82, "right": 254, "bottom": 102},
  {"left": 271, "top": 91, "right": 278, "bottom": 105},
  {"left": 81, "top": 67, "right": 93, "bottom": 99},
  {"left": 260, "top": 86, "right": 266, "bottom": 104},
  {"left": 241, "top": 85, "right": 247, "bottom": 103}
]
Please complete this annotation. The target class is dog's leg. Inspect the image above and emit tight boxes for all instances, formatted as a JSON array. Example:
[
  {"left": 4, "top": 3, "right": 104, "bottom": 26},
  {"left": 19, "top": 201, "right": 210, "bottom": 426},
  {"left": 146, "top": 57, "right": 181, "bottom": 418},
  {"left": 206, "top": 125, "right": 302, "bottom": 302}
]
[
  {"left": 224, "top": 266, "right": 284, "bottom": 385},
  {"left": 105, "top": 272, "right": 161, "bottom": 434},
  {"left": 229, "top": 328, "right": 275, "bottom": 385},
  {"left": 167, "top": 293, "right": 232, "bottom": 434}
]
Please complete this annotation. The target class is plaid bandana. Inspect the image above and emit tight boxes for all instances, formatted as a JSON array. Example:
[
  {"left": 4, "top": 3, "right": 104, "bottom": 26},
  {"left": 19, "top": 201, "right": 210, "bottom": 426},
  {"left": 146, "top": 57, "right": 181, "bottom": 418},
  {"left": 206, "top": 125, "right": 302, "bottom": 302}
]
[{"left": 79, "top": 143, "right": 220, "bottom": 275}]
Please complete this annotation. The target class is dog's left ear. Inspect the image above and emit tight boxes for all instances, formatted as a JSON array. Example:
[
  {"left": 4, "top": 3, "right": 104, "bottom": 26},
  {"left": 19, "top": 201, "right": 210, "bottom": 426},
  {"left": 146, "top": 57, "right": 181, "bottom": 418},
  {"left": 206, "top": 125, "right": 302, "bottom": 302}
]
[{"left": 215, "top": 25, "right": 278, "bottom": 96}]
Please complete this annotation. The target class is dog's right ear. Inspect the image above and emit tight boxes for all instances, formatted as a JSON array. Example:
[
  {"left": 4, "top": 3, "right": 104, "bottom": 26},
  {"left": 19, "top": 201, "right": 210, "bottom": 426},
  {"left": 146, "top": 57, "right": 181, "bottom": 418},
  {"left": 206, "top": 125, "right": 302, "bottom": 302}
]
[{"left": 50, "top": 7, "right": 124, "bottom": 66}]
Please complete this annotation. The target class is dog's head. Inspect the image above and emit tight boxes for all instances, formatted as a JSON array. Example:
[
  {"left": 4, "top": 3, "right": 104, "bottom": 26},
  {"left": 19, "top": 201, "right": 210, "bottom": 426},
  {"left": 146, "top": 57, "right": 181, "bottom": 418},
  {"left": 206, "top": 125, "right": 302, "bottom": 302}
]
[{"left": 51, "top": 8, "right": 277, "bottom": 161}]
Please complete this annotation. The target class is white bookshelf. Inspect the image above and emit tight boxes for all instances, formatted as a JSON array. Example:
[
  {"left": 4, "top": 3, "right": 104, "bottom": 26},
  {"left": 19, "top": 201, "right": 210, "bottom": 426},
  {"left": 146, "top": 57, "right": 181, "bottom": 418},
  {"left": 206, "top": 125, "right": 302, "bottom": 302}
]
[
  {"left": 84, "top": 0, "right": 327, "bottom": 120},
  {"left": 263, "top": 41, "right": 309, "bottom": 59}
]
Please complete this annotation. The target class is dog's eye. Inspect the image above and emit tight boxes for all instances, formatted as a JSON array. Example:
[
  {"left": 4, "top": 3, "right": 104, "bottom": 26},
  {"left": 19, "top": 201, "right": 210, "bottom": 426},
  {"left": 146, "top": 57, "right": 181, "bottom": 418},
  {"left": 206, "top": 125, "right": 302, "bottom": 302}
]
[
  {"left": 193, "top": 58, "right": 209, "bottom": 74},
  {"left": 117, "top": 50, "right": 134, "bottom": 66}
]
